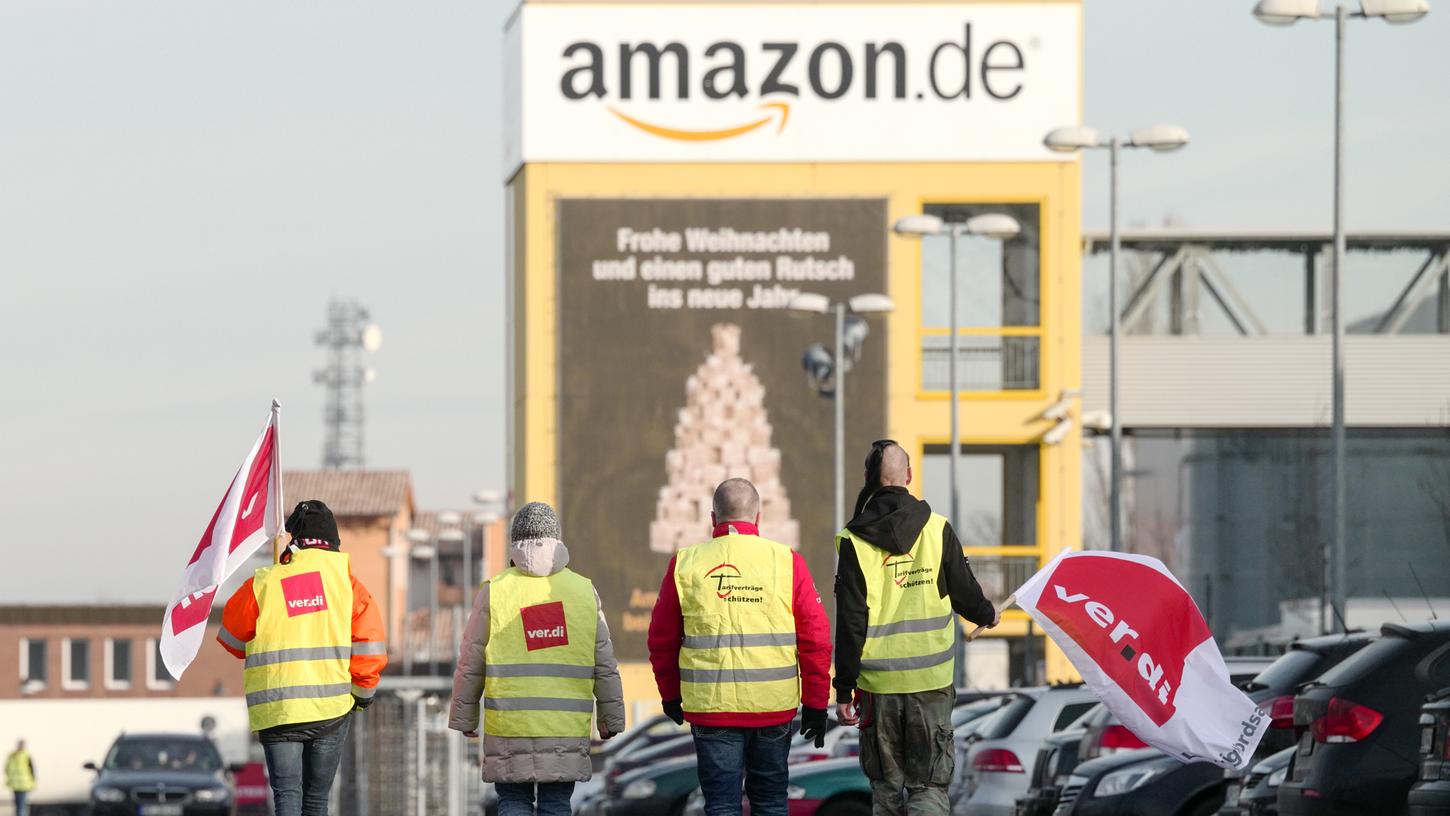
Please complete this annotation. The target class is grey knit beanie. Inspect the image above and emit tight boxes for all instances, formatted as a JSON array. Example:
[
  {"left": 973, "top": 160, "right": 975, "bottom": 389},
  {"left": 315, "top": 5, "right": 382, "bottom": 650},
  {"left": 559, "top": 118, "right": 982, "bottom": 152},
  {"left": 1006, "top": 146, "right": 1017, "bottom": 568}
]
[{"left": 510, "top": 502, "right": 561, "bottom": 542}]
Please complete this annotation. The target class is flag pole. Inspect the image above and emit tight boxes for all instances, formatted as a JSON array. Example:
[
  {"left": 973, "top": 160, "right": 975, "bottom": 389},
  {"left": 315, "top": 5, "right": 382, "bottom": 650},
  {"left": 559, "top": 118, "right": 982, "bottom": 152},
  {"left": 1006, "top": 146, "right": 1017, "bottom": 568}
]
[{"left": 967, "top": 594, "right": 1016, "bottom": 642}]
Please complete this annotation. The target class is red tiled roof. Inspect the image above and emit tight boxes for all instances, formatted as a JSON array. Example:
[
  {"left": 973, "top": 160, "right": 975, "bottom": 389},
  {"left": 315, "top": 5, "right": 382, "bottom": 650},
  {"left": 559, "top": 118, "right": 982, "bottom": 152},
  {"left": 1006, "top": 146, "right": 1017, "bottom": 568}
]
[{"left": 283, "top": 470, "right": 414, "bottom": 518}]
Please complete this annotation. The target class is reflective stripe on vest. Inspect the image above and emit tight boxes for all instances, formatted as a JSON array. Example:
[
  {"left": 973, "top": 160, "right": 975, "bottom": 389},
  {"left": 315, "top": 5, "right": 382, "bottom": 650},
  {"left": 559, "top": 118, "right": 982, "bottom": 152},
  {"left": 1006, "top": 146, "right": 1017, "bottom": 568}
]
[
  {"left": 483, "top": 568, "right": 598, "bottom": 738},
  {"left": 243, "top": 549, "right": 355, "bottom": 732},
  {"left": 5, "top": 750, "right": 35, "bottom": 793},
  {"left": 675, "top": 534, "right": 799, "bottom": 715},
  {"left": 837, "top": 513, "right": 955, "bottom": 694}
]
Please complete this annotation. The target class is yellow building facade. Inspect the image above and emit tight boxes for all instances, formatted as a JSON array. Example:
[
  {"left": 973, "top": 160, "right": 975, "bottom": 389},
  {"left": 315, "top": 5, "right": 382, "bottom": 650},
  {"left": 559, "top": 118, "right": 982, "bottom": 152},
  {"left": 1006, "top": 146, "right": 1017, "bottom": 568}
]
[{"left": 506, "top": 0, "right": 1084, "bottom": 712}]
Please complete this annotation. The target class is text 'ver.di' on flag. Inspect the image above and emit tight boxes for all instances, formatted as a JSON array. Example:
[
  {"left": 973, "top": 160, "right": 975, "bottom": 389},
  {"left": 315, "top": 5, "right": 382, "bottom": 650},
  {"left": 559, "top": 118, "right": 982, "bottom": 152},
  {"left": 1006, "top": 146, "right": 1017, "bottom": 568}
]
[
  {"left": 160, "top": 401, "right": 282, "bottom": 680},
  {"left": 1013, "top": 550, "right": 1269, "bottom": 770}
]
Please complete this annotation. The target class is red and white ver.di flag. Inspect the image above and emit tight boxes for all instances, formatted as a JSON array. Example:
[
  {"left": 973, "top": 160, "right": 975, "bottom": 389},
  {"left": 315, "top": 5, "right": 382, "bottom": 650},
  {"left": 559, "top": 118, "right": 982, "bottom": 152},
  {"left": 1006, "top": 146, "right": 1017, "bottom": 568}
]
[
  {"left": 1013, "top": 550, "right": 1269, "bottom": 770},
  {"left": 160, "top": 401, "right": 283, "bottom": 680}
]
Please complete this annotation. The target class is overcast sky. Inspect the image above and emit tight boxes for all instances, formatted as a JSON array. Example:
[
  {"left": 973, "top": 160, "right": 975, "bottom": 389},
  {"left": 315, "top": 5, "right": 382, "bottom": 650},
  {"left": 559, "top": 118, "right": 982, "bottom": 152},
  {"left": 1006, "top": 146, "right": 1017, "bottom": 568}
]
[{"left": 2, "top": 2, "right": 1446, "bottom": 604}]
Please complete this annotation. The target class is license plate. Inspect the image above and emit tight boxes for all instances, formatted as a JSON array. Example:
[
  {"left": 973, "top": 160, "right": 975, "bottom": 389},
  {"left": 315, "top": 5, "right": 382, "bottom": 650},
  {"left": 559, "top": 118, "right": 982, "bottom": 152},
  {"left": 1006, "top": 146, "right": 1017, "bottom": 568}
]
[{"left": 140, "top": 805, "right": 184, "bottom": 816}]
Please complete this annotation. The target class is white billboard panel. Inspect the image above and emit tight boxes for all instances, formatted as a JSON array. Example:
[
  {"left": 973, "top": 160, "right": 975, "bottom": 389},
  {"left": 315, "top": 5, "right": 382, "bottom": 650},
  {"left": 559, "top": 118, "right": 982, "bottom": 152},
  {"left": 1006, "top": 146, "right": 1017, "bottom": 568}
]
[{"left": 505, "top": 4, "right": 1081, "bottom": 168}]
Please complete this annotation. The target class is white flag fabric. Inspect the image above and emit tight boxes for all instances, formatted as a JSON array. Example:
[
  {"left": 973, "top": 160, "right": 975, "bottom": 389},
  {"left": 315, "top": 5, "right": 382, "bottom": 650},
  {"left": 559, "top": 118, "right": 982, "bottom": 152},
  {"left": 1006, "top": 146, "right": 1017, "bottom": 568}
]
[
  {"left": 1013, "top": 550, "right": 1268, "bottom": 770},
  {"left": 160, "top": 401, "right": 283, "bottom": 680}
]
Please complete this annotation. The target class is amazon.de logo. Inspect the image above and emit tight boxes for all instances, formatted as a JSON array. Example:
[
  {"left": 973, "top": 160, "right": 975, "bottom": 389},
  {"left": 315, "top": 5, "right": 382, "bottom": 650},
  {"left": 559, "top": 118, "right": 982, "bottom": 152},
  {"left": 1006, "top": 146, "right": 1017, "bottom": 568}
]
[{"left": 557, "top": 27, "right": 1031, "bottom": 144}]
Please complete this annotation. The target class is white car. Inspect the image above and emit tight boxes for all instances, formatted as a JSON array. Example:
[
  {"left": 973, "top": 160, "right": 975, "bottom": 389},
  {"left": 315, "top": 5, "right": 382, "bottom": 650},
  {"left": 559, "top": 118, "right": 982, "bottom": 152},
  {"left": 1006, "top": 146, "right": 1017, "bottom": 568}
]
[{"left": 953, "top": 685, "right": 1100, "bottom": 816}]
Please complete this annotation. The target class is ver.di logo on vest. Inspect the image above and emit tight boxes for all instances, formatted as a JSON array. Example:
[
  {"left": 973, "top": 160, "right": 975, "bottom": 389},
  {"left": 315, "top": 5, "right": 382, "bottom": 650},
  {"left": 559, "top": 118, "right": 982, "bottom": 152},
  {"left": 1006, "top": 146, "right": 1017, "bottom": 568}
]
[
  {"left": 706, "top": 563, "right": 766, "bottom": 604},
  {"left": 882, "top": 553, "right": 934, "bottom": 588},
  {"left": 280, "top": 571, "right": 329, "bottom": 618},
  {"left": 521, "top": 601, "right": 569, "bottom": 651},
  {"left": 557, "top": 25, "right": 1032, "bottom": 143}
]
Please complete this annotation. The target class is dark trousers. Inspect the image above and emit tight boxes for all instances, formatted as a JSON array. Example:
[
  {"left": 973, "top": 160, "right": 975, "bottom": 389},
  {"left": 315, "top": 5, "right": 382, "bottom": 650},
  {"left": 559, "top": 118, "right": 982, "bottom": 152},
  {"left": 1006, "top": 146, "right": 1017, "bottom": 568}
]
[
  {"left": 261, "top": 716, "right": 351, "bottom": 816},
  {"left": 692, "top": 722, "right": 793, "bottom": 816},
  {"left": 858, "top": 686, "right": 955, "bottom": 816},
  {"left": 495, "top": 781, "right": 574, "bottom": 816}
]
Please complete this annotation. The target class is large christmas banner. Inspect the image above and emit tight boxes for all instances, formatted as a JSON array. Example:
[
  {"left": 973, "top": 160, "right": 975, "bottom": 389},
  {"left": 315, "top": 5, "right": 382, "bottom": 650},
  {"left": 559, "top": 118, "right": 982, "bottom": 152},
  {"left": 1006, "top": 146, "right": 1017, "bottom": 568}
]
[{"left": 557, "top": 198, "right": 889, "bottom": 660}]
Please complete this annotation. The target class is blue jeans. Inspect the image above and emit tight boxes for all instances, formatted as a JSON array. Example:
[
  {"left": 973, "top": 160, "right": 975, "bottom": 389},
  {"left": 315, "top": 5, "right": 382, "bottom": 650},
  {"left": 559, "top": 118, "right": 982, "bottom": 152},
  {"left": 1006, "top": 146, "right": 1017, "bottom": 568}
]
[
  {"left": 261, "top": 717, "right": 351, "bottom": 816},
  {"left": 692, "top": 722, "right": 792, "bottom": 816},
  {"left": 13, "top": 791, "right": 28, "bottom": 816},
  {"left": 495, "top": 781, "right": 574, "bottom": 816}
]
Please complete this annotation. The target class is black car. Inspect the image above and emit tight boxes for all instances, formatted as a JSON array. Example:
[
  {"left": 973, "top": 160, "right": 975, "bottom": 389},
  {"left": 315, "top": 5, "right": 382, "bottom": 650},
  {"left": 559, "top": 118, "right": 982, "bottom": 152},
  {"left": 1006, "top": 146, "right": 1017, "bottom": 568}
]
[
  {"left": 1222, "top": 747, "right": 1294, "bottom": 816},
  {"left": 1055, "top": 748, "right": 1225, "bottom": 816},
  {"left": 1409, "top": 687, "right": 1450, "bottom": 814},
  {"left": 1279, "top": 621, "right": 1450, "bottom": 815},
  {"left": 591, "top": 714, "right": 688, "bottom": 773},
  {"left": 602, "top": 733, "right": 697, "bottom": 789},
  {"left": 602, "top": 755, "right": 700, "bottom": 816},
  {"left": 86, "top": 733, "right": 239, "bottom": 816},
  {"left": 1015, "top": 722, "right": 1088, "bottom": 816}
]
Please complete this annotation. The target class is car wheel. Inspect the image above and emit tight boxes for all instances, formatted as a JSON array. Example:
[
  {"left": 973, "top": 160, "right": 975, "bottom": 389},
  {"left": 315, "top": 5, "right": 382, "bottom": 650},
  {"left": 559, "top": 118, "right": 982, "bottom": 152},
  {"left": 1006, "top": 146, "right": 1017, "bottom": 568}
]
[
  {"left": 817, "top": 796, "right": 872, "bottom": 816},
  {"left": 669, "top": 796, "right": 689, "bottom": 816}
]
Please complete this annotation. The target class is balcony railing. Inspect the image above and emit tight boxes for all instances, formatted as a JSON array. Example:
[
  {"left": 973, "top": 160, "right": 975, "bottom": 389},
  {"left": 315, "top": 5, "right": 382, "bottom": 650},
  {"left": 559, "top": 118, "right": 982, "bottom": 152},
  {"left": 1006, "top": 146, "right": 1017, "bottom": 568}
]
[{"left": 921, "top": 334, "right": 1040, "bottom": 392}]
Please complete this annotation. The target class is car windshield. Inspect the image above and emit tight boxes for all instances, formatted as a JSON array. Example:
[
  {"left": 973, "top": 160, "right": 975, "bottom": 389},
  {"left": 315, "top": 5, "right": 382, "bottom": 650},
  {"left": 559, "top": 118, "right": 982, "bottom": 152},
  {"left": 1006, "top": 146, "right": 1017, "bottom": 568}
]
[
  {"left": 972, "top": 695, "right": 1035, "bottom": 740},
  {"left": 952, "top": 698, "right": 1007, "bottom": 727},
  {"left": 1314, "top": 636, "right": 1412, "bottom": 688},
  {"left": 1241, "top": 650, "right": 1322, "bottom": 693},
  {"left": 105, "top": 738, "right": 221, "bottom": 772}
]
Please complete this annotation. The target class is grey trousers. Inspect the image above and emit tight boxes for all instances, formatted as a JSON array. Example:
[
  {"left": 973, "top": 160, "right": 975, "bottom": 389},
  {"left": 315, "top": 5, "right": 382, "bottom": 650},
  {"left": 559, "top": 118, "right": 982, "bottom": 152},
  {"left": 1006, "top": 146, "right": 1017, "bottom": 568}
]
[{"left": 858, "top": 686, "right": 955, "bottom": 816}]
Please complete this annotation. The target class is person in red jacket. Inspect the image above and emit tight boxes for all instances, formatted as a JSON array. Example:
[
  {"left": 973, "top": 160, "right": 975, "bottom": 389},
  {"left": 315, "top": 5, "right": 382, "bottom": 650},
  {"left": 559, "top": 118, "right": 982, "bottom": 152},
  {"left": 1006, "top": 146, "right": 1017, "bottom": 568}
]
[{"left": 649, "top": 478, "right": 832, "bottom": 816}]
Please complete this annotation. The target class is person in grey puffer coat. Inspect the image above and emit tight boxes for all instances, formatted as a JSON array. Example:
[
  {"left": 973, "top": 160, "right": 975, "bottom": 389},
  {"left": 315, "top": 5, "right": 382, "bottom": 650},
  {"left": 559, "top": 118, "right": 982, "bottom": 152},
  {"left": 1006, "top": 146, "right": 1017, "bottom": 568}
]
[{"left": 449, "top": 502, "right": 626, "bottom": 816}]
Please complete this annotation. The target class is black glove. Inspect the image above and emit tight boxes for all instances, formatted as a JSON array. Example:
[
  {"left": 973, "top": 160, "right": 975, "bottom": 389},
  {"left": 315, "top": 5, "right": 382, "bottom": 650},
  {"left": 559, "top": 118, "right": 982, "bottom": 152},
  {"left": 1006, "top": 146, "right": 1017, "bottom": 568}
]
[
  {"left": 799, "top": 706, "right": 828, "bottom": 748},
  {"left": 352, "top": 694, "right": 375, "bottom": 712},
  {"left": 662, "top": 699, "right": 685, "bottom": 726}
]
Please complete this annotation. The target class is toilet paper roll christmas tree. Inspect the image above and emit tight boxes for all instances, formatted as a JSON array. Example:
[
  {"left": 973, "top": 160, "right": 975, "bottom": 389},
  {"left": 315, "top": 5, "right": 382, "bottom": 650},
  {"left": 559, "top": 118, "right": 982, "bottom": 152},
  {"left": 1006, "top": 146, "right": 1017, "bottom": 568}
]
[{"left": 650, "top": 323, "right": 801, "bottom": 553}]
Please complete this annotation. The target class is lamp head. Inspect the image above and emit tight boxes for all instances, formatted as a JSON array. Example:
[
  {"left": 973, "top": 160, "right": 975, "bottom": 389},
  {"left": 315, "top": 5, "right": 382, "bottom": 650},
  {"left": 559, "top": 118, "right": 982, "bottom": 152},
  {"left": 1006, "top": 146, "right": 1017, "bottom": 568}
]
[
  {"left": 786, "top": 292, "right": 831, "bottom": 314},
  {"left": 1253, "top": 0, "right": 1322, "bottom": 24},
  {"left": 1043, "top": 125, "right": 1102, "bottom": 152},
  {"left": 1128, "top": 124, "right": 1190, "bottom": 152},
  {"left": 891, "top": 213, "right": 945, "bottom": 237},
  {"left": 1361, "top": 0, "right": 1430, "bottom": 22},
  {"left": 848, "top": 293, "right": 895, "bottom": 314},
  {"left": 964, "top": 213, "right": 1022, "bottom": 240}
]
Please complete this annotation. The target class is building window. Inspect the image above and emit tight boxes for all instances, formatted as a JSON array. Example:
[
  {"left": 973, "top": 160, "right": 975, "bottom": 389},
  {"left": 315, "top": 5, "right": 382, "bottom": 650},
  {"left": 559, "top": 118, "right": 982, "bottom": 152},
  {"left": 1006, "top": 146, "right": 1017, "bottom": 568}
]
[
  {"left": 62, "top": 638, "right": 91, "bottom": 690},
  {"left": 922, "top": 444, "right": 1041, "bottom": 603},
  {"left": 19, "top": 639, "right": 46, "bottom": 688},
  {"left": 105, "top": 638, "right": 133, "bottom": 690},
  {"left": 146, "top": 639, "right": 175, "bottom": 691},
  {"left": 919, "top": 203, "right": 1043, "bottom": 392}
]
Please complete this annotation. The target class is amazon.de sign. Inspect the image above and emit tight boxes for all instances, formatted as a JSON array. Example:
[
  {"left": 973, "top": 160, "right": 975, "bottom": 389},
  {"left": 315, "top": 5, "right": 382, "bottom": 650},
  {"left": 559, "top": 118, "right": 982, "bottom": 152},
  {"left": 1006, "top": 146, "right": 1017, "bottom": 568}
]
[{"left": 504, "top": 3, "right": 1079, "bottom": 169}]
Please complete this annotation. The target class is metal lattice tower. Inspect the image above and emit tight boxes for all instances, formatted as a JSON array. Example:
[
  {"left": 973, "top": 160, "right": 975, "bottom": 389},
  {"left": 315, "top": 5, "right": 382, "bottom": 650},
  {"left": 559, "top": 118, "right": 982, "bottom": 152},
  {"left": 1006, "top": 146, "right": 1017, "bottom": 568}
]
[{"left": 314, "top": 298, "right": 381, "bottom": 469}]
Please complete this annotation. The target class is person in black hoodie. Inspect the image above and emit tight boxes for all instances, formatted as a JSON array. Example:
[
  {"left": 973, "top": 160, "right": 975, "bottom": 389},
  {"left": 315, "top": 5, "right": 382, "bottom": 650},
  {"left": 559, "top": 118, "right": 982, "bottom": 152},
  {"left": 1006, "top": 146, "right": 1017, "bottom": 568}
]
[{"left": 834, "top": 440, "right": 998, "bottom": 815}]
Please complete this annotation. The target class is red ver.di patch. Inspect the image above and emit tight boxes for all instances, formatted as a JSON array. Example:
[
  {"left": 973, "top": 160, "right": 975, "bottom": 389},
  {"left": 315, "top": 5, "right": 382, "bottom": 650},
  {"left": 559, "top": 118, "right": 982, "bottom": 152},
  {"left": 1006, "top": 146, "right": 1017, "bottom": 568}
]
[
  {"left": 521, "top": 601, "right": 568, "bottom": 651},
  {"left": 281, "top": 571, "right": 329, "bottom": 617}
]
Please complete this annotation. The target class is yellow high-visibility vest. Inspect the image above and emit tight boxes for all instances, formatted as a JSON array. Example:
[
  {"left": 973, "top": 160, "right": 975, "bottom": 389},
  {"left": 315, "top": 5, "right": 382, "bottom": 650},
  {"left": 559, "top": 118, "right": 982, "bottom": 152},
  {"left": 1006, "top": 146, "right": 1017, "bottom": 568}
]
[
  {"left": 244, "top": 549, "right": 355, "bottom": 732},
  {"left": 484, "top": 567, "right": 598, "bottom": 738},
  {"left": 675, "top": 534, "right": 799, "bottom": 714},
  {"left": 5, "top": 749, "right": 35, "bottom": 793},
  {"left": 838, "top": 513, "right": 955, "bottom": 694}
]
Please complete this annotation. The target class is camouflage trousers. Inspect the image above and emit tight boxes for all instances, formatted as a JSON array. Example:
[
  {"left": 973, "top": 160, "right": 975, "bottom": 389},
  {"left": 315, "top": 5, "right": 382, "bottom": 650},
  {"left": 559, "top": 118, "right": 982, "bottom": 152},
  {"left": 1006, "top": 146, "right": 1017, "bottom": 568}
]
[{"left": 857, "top": 686, "right": 955, "bottom": 816}]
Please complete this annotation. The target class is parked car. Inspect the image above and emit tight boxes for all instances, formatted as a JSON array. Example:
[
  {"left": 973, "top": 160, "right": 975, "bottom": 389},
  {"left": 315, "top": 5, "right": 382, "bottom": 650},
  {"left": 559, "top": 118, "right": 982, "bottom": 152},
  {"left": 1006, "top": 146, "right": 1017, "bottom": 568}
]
[
  {"left": 86, "top": 732, "right": 240, "bottom": 816},
  {"left": 1053, "top": 748, "right": 1225, "bottom": 816},
  {"left": 591, "top": 714, "right": 688, "bottom": 773},
  {"left": 1408, "top": 686, "right": 1450, "bottom": 814},
  {"left": 1019, "top": 648, "right": 1312, "bottom": 816},
  {"left": 954, "top": 684, "right": 1100, "bottom": 816},
  {"left": 1221, "top": 747, "right": 1294, "bottom": 816},
  {"left": 605, "top": 755, "right": 700, "bottom": 816},
  {"left": 779, "top": 757, "right": 871, "bottom": 816},
  {"left": 1279, "top": 621, "right": 1450, "bottom": 814}
]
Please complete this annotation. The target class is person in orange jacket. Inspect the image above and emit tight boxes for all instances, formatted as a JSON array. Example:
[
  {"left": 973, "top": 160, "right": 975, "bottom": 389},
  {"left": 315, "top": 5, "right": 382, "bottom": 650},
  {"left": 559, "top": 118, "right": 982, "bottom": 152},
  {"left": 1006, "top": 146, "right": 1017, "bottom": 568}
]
[{"left": 218, "top": 500, "right": 386, "bottom": 816}]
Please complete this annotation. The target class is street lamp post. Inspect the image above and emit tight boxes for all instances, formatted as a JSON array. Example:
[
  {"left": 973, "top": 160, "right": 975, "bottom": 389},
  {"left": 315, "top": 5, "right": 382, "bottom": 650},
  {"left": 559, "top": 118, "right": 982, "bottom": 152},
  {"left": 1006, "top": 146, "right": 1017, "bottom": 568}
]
[
  {"left": 406, "top": 528, "right": 440, "bottom": 676},
  {"left": 1043, "top": 124, "right": 1190, "bottom": 552},
  {"left": 788, "top": 292, "right": 895, "bottom": 531},
  {"left": 1252, "top": 0, "right": 1429, "bottom": 631},
  {"left": 892, "top": 213, "right": 1023, "bottom": 533}
]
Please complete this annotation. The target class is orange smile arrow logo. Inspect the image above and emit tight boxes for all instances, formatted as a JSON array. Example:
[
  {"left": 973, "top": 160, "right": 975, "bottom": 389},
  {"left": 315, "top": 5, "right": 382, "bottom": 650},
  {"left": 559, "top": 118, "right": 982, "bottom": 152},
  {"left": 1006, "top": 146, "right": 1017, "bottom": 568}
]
[{"left": 607, "top": 102, "right": 791, "bottom": 142}]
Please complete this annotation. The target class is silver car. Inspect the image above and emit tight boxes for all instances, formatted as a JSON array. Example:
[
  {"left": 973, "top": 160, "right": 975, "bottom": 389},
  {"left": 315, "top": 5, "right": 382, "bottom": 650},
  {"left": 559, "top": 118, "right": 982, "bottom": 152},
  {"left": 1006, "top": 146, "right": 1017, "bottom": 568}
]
[{"left": 952, "top": 685, "right": 1100, "bottom": 816}]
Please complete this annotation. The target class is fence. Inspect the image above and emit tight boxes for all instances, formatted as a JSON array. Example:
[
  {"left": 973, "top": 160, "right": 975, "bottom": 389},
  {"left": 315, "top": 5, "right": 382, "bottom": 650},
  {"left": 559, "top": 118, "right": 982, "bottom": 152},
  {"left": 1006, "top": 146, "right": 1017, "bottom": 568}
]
[{"left": 339, "top": 676, "right": 486, "bottom": 816}]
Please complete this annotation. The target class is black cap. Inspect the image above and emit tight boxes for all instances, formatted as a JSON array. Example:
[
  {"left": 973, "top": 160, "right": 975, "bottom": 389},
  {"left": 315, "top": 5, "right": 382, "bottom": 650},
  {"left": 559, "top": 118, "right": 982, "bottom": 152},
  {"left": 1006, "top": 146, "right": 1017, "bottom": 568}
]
[{"left": 285, "top": 500, "right": 340, "bottom": 547}]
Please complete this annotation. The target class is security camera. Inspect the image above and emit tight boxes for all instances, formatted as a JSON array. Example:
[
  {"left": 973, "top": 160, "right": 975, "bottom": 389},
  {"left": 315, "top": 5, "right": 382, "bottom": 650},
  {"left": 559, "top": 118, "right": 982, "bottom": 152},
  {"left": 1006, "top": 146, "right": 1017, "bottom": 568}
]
[
  {"left": 1042, "top": 417, "right": 1074, "bottom": 446},
  {"left": 1081, "top": 410, "right": 1113, "bottom": 432},
  {"left": 801, "top": 343, "right": 835, "bottom": 396},
  {"left": 842, "top": 315, "right": 870, "bottom": 368},
  {"left": 1041, "top": 389, "right": 1082, "bottom": 421}
]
